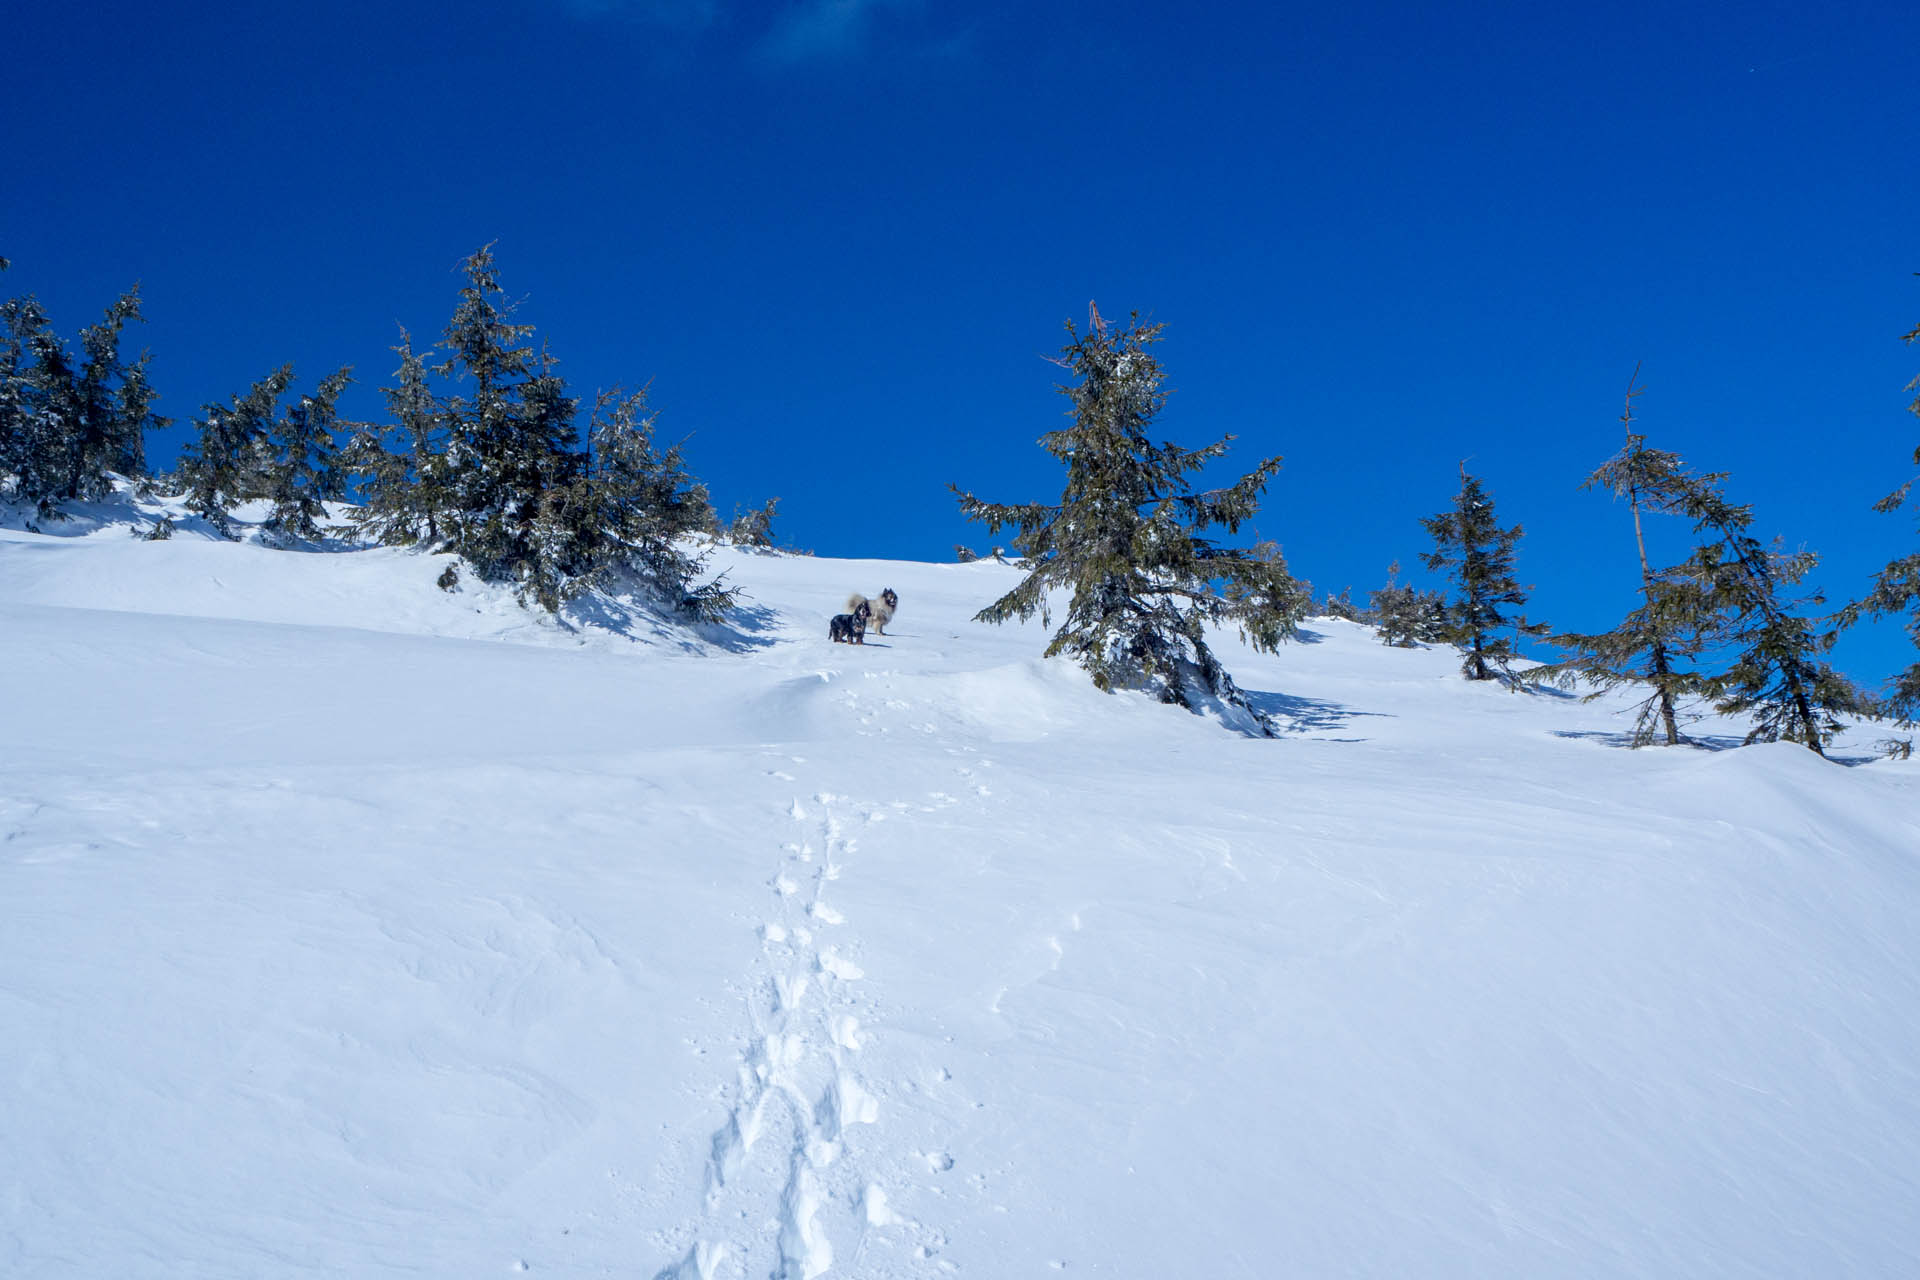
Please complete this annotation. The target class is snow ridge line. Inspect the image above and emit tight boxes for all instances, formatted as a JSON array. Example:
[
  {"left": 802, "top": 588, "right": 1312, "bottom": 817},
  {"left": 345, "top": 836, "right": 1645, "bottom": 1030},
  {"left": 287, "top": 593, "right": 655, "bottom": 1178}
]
[{"left": 659, "top": 790, "right": 886, "bottom": 1279}]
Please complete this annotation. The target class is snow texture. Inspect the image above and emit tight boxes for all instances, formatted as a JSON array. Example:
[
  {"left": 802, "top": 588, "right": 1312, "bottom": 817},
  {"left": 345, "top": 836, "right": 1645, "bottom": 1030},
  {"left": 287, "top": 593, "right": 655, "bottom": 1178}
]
[{"left": 3, "top": 490, "right": 1918, "bottom": 1277}]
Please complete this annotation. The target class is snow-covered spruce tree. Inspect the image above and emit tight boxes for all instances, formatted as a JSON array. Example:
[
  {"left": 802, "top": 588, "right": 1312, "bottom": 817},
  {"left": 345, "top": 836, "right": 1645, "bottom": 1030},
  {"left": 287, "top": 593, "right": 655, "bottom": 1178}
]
[
  {"left": 1664, "top": 467, "right": 1863, "bottom": 756},
  {"left": 344, "top": 330, "right": 451, "bottom": 547},
  {"left": 1843, "top": 315, "right": 1920, "bottom": 726},
  {"left": 1421, "top": 464, "right": 1547, "bottom": 680},
  {"left": 264, "top": 367, "right": 352, "bottom": 544},
  {"left": 1368, "top": 561, "right": 1450, "bottom": 648},
  {"left": 434, "top": 248, "right": 593, "bottom": 606},
  {"left": 1319, "top": 584, "right": 1368, "bottom": 623},
  {"left": 729, "top": 497, "right": 779, "bottom": 548},
  {"left": 951, "top": 305, "right": 1308, "bottom": 734},
  {"left": 0, "top": 284, "right": 163, "bottom": 515},
  {"left": 61, "top": 287, "right": 162, "bottom": 501},
  {"left": 1535, "top": 377, "right": 1721, "bottom": 745},
  {"left": 180, "top": 365, "right": 293, "bottom": 537},
  {"left": 0, "top": 292, "right": 53, "bottom": 502},
  {"left": 581, "top": 385, "right": 737, "bottom": 620}
]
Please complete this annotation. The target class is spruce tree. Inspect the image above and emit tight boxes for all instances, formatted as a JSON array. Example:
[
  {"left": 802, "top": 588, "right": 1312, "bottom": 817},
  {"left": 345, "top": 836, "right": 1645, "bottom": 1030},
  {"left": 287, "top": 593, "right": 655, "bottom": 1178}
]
[
  {"left": 345, "top": 330, "right": 449, "bottom": 547},
  {"left": 20, "top": 326, "right": 82, "bottom": 516},
  {"left": 1368, "top": 561, "right": 1449, "bottom": 648},
  {"left": 1663, "top": 468, "right": 1862, "bottom": 755},
  {"left": 265, "top": 366, "right": 352, "bottom": 544},
  {"left": 0, "top": 293, "right": 52, "bottom": 501},
  {"left": 1846, "top": 315, "right": 1920, "bottom": 725},
  {"left": 1, "top": 277, "right": 162, "bottom": 514},
  {"left": 584, "top": 385, "right": 735, "bottom": 619},
  {"left": 1421, "top": 464, "right": 1547, "bottom": 680},
  {"left": 952, "top": 305, "right": 1308, "bottom": 734},
  {"left": 729, "top": 497, "right": 780, "bottom": 548},
  {"left": 1537, "top": 377, "right": 1721, "bottom": 744},
  {"left": 182, "top": 365, "right": 294, "bottom": 537},
  {"left": 435, "top": 247, "right": 593, "bottom": 605},
  {"left": 61, "top": 288, "right": 161, "bottom": 501}
]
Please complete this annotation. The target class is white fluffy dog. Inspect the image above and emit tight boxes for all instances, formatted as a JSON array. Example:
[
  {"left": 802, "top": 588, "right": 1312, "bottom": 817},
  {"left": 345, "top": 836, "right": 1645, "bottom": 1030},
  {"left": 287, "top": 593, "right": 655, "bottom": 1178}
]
[{"left": 845, "top": 588, "right": 898, "bottom": 635}]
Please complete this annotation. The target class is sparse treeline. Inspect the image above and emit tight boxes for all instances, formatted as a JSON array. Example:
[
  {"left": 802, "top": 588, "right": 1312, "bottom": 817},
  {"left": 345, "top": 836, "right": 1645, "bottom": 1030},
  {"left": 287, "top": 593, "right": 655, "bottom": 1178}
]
[
  {"left": 5, "top": 249, "right": 1919, "bottom": 749},
  {"left": 0, "top": 247, "right": 781, "bottom": 620},
  {"left": 947, "top": 299, "right": 1914, "bottom": 751}
]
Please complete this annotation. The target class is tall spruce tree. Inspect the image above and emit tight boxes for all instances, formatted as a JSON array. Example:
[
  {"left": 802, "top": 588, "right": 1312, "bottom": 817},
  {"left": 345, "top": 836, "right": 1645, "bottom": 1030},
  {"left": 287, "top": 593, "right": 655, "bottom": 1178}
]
[
  {"left": 182, "top": 365, "right": 294, "bottom": 537},
  {"left": 435, "top": 247, "right": 593, "bottom": 605},
  {"left": 1421, "top": 464, "right": 1547, "bottom": 680},
  {"left": 265, "top": 366, "right": 352, "bottom": 543},
  {"left": 1537, "top": 377, "right": 1721, "bottom": 744},
  {"left": 1845, "top": 315, "right": 1920, "bottom": 725},
  {"left": 952, "top": 305, "right": 1308, "bottom": 735}
]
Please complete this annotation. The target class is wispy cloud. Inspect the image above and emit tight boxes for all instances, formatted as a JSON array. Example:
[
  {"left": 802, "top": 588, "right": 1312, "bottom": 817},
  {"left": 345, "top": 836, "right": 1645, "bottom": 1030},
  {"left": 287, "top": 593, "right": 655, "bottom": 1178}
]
[
  {"left": 758, "top": 0, "right": 918, "bottom": 64},
  {"left": 557, "top": 0, "right": 720, "bottom": 30}
]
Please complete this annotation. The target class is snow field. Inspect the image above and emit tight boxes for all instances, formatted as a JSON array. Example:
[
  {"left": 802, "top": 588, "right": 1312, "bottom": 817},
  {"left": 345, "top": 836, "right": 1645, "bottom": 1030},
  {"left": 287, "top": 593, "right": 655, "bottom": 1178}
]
[{"left": 4, "top": 512, "right": 1919, "bottom": 1277}]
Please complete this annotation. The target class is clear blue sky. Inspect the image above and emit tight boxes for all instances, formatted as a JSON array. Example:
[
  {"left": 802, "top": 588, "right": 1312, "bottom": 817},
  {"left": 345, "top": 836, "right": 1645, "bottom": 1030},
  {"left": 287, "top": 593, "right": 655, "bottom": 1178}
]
[{"left": 8, "top": 0, "right": 1917, "bottom": 686}]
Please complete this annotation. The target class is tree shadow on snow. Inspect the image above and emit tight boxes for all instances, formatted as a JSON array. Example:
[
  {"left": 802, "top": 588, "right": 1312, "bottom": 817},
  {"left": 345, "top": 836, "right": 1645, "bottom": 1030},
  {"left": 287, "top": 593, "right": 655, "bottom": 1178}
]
[
  {"left": 1244, "top": 688, "right": 1389, "bottom": 738},
  {"left": 558, "top": 591, "right": 781, "bottom": 654},
  {"left": 1550, "top": 729, "right": 1878, "bottom": 766}
]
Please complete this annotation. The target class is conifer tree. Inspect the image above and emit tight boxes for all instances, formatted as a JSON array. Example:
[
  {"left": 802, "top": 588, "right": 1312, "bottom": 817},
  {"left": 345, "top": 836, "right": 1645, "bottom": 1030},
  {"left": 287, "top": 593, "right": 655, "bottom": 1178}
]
[
  {"left": 265, "top": 366, "right": 352, "bottom": 544},
  {"left": 60, "top": 288, "right": 161, "bottom": 500},
  {"left": 729, "top": 497, "right": 780, "bottom": 548},
  {"left": 1368, "top": 561, "right": 1450, "bottom": 647},
  {"left": 345, "top": 331, "right": 449, "bottom": 547},
  {"left": 1, "top": 276, "right": 162, "bottom": 513},
  {"left": 952, "top": 305, "right": 1307, "bottom": 734},
  {"left": 182, "top": 365, "right": 294, "bottom": 536},
  {"left": 0, "top": 293, "right": 52, "bottom": 500},
  {"left": 1421, "top": 464, "right": 1547, "bottom": 680},
  {"left": 1662, "top": 468, "right": 1863, "bottom": 755},
  {"left": 580, "top": 385, "right": 736, "bottom": 619},
  {"left": 1319, "top": 583, "right": 1367, "bottom": 623},
  {"left": 20, "top": 326, "right": 83, "bottom": 514},
  {"left": 1537, "top": 377, "right": 1721, "bottom": 744},
  {"left": 1844, "top": 315, "right": 1920, "bottom": 725},
  {"left": 435, "top": 247, "right": 593, "bottom": 604}
]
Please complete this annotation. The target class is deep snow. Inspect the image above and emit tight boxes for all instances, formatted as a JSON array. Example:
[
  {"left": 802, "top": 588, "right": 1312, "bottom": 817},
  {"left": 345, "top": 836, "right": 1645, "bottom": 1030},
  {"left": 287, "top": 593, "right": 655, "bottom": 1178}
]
[{"left": 3, "top": 496, "right": 1918, "bottom": 1278}]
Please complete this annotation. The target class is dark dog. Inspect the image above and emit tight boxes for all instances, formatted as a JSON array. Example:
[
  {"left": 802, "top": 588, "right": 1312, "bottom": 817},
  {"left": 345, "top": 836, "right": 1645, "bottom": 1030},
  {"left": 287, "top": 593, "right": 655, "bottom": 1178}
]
[
  {"left": 845, "top": 588, "right": 899, "bottom": 635},
  {"left": 829, "top": 600, "right": 871, "bottom": 644}
]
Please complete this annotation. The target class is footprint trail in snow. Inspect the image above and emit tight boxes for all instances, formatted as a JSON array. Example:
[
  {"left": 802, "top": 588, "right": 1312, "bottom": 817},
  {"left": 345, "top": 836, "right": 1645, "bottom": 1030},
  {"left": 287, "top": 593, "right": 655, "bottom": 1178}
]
[{"left": 660, "top": 787, "right": 927, "bottom": 1278}]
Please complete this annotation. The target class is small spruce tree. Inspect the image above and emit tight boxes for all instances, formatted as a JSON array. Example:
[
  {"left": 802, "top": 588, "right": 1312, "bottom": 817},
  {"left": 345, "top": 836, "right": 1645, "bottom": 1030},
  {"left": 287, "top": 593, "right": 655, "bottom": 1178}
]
[
  {"left": 182, "top": 365, "right": 294, "bottom": 537},
  {"left": 1664, "top": 468, "right": 1863, "bottom": 755},
  {"left": 729, "top": 497, "right": 780, "bottom": 548},
  {"left": 1537, "top": 375, "right": 1721, "bottom": 744},
  {"left": 265, "top": 367, "right": 352, "bottom": 544},
  {"left": 1368, "top": 561, "right": 1449, "bottom": 648},
  {"left": 346, "top": 330, "right": 450, "bottom": 547},
  {"left": 582, "top": 385, "right": 736, "bottom": 619},
  {"left": 952, "top": 305, "right": 1307, "bottom": 734},
  {"left": 1421, "top": 464, "right": 1547, "bottom": 680}
]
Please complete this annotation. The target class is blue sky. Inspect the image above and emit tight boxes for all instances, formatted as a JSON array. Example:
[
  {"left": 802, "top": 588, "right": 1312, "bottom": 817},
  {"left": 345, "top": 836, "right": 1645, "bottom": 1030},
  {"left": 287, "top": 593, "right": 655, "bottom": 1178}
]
[{"left": 8, "top": 0, "right": 1918, "bottom": 685}]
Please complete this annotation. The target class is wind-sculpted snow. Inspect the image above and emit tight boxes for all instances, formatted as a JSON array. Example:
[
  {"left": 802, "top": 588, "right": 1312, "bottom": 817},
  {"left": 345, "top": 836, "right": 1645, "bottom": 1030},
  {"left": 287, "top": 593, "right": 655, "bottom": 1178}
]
[{"left": 3, "top": 506, "right": 1919, "bottom": 1277}]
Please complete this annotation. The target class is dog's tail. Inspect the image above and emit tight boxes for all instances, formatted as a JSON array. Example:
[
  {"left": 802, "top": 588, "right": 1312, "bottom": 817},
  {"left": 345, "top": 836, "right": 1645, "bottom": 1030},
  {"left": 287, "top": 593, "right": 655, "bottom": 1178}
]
[{"left": 846, "top": 592, "right": 870, "bottom": 614}]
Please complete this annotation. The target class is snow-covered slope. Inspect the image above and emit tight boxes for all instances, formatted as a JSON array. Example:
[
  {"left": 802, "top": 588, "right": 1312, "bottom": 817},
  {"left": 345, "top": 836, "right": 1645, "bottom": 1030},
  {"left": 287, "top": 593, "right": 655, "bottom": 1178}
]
[{"left": 4, "top": 510, "right": 1918, "bottom": 1279}]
